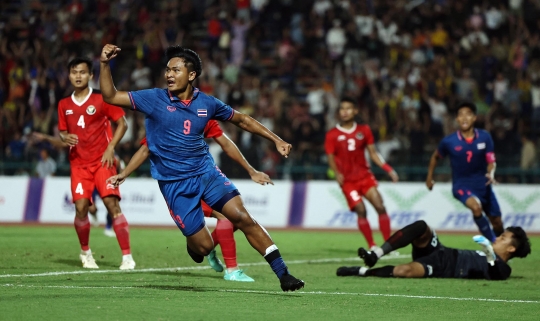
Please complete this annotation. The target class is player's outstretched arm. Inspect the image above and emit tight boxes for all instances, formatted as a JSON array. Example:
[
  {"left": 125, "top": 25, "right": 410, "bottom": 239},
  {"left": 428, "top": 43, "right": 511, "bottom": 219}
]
[
  {"left": 107, "top": 144, "right": 150, "bottom": 187},
  {"left": 366, "top": 144, "right": 398, "bottom": 182},
  {"left": 228, "top": 111, "right": 292, "bottom": 158},
  {"left": 99, "top": 44, "right": 132, "bottom": 109},
  {"left": 213, "top": 134, "right": 274, "bottom": 185},
  {"left": 33, "top": 132, "right": 68, "bottom": 149},
  {"left": 426, "top": 150, "right": 441, "bottom": 190}
]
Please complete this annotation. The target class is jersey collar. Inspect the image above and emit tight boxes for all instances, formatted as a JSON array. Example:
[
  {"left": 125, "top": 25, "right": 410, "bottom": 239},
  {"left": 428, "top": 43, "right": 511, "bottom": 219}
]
[
  {"left": 167, "top": 87, "right": 200, "bottom": 104},
  {"left": 70, "top": 87, "right": 93, "bottom": 106},
  {"left": 336, "top": 122, "right": 357, "bottom": 134},
  {"left": 457, "top": 129, "right": 478, "bottom": 143}
]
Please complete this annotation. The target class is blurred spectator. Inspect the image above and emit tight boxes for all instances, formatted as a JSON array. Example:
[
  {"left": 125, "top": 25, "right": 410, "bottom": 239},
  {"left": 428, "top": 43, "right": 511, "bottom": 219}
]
[
  {"left": 0, "top": 0, "right": 538, "bottom": 182},
  {"left": 520, "top": 134, "right": 536, "bottom": 170},
  {"left": 35, "top": 149, "right": 57, "bottom": 178}
]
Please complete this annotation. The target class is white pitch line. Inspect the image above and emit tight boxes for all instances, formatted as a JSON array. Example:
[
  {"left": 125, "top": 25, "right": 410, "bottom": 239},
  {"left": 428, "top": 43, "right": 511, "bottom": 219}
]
[
  {"left": 0, "top": 255, "right": 409, "bottom": 278},
  {"left": 2, "top": 284, "right": 537, "bottom": 304}
]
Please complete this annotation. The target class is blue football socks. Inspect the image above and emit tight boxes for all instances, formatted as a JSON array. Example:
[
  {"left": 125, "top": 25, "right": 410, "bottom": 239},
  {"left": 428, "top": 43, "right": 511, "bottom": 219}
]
[{"left": 474, "top": 215, "right": 496, "bottom": 242}]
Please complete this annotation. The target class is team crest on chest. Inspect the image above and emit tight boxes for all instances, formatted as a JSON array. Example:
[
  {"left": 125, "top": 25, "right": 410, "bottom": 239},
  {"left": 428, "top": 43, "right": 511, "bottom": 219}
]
[
  {"left": 356, "top": 133, "right": 364, "bottom": 140},
  {"left": 86, "top": 105, "right": 96, "bottom": 115},
  {"left": 167, "top": 106, "right": 176, "bottom": 112}
]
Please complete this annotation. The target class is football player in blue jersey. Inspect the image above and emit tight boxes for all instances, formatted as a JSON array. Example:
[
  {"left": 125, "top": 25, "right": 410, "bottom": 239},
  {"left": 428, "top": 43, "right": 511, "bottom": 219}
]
[
  {"left": 426, "top": 102, "right": 502, "bottom": 242},
  {"left": 98, "top": 44, "right": 304, "bottom": 291}
]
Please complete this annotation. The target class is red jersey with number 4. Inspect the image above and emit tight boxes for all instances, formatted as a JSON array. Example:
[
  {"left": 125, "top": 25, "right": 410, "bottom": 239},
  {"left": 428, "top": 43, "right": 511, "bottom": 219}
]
[
  {"left": 325, "top": 123, "right": 375, "bottom": 182},
  {"left": 140, "top": 120, "right": 223, "bottom": 146},
  {"left": 57, "top": 88, "right": 125, "bottom": 167}
]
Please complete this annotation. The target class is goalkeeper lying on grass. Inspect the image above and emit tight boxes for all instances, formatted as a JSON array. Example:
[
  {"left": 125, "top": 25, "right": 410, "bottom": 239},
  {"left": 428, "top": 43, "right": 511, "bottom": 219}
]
[{"left": 337, "top": 220, "right": 530, "bottom": 280}]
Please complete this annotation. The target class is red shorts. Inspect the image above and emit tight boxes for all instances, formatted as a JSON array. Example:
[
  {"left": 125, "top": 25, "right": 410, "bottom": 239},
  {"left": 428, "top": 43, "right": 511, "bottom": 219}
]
[
  {"left": 70, "top": 162, "right": 121, "bottom": 203},
  {"left": 341, "top": 173, "right": 378, "bottom": 210},
  {"left": 201, "top": 200, "right": 213, "bottom": 217}
]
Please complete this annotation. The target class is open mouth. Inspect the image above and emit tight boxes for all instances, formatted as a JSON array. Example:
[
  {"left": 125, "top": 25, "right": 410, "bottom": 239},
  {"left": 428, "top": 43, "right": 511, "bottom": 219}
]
[
  {"left": 167, "top": 80, "right": 175, "bottom": 86},
  {"left": 75, "top": 80, "right": 82, "bottom": 85}
]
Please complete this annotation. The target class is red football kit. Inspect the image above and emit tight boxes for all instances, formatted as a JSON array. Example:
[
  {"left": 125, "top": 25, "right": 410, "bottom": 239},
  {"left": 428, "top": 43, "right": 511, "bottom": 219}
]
[
  {"left": 325, "top": 122, "right": 378, "bottom": 209},
  {"left": 140, "top": 119, "right": 224, "bottom": 217},
  {"left": 58, "top": 88, "right": 125, "bottom": 202}
]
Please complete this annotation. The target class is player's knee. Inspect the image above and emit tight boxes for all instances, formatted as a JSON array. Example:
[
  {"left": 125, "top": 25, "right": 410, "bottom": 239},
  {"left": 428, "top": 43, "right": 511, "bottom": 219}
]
[
  {"left": 355, "top": 209, "right": 367, "bottom": 218},
  {"left": 375, "top": 205, "right": 386, "bottom": 215},
  {"left": 393, "top": 265, "right": 411, "bottom": 277}
]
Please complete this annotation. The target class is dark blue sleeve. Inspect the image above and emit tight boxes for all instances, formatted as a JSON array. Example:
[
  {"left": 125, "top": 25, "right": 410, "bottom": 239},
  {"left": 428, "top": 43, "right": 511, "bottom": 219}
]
[
  {"left": 437, "top": 139, "right": 448, "bottom": 158},
  {"left": 485, "top": 131, "right": 495, "bottom": 153},
  {"left": 211, "top": 97, "right": 235, "bottom": 121},
  {"left": 128, "top": 89, "right": 159, "bottom": 116}
]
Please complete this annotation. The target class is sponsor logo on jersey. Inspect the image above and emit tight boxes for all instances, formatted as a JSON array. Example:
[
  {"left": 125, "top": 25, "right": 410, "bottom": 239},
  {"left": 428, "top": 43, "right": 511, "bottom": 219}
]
[
  {"left": 86, "top": 105, "right": 96, "bottom": 115},
  {"left": 454, "top": 146, "right": 462, "bottom": 151},
  {"left": 477, "top": 142, "right": 485, "bottom": 150},
  {"left": 337, "top": 135, "right": 346, "bottom": 141},
  {"left": 167, "top": 106, "right": 176, "bottom": 112},
  {"left": 66, "top": 110, "right": 73, "bottom": 115},
  {"left": 355, "top": 133, "right": 364, "bottom": 140},
  {"left": 198, "top": 109, "right": 207, "bottom": 117}
]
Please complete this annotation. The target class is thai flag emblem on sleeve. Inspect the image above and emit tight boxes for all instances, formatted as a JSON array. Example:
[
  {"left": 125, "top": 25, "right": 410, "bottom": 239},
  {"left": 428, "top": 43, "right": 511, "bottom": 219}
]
[{"left": 197, "top": 109, "right": 207, "bottom": 117}]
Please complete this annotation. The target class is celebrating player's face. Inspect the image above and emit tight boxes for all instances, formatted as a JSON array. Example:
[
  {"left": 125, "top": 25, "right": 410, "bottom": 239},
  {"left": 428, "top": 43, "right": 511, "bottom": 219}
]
[
  {"left": 68, "top": 63, "right": 92, "bottom": 89},
  {"left": 338, "top": 102, "right": 358, "bottom": 123},
  {"left": 165, "top": 58, "right": 196, "bottom": 92},
  {"left": 456, "top": 107, "right": 476, "bottom": 132}
]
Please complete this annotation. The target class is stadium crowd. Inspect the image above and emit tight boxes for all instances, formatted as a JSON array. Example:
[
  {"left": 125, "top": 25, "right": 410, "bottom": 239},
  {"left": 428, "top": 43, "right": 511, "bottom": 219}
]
[{"left": 0, "top": 0, "right": 539, "bottom": 182}]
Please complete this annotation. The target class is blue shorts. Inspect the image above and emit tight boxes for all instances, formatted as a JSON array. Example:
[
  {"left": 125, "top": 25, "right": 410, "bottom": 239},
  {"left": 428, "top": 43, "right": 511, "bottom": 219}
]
[
  {"left": 452, "top": 184, "right": 501, "bottom": 217},
  {"left": 158, "top": 166, "right": 239, "bottom": 236}
]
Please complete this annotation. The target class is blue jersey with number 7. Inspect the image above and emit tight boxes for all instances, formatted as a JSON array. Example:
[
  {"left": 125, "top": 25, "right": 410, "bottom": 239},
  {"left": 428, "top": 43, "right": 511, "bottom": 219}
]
[
  {"left": 128, "top": 88, "right": 234, "bottom": 181},
  {"left": 437, "top": 129, "right": 496, "bottom": 187}
]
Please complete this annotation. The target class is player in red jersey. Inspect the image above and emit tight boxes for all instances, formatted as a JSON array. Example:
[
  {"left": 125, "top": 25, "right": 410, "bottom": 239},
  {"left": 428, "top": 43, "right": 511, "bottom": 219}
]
[
  {"left": 107, "top": 120, "right": 273, "bottom": 282},
  {"left": 57, "top": 57, "right": 134, "bottom": 270},
  {"left": 325, "top": 97, "right": 399, "bottom": 251}
]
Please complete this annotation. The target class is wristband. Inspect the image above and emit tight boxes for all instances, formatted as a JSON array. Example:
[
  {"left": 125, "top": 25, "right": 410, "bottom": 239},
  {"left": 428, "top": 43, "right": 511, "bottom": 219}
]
[{"left": 382, "top": 163, "right": 393, "bottom": 173}]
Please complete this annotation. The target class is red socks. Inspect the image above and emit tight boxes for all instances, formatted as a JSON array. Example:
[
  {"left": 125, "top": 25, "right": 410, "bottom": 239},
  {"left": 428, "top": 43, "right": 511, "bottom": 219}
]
[
  {"left": 357, "top": 217, "right": 376, "bottom": 248},
  {"left": 113, "top": 214, "right": 131, "bottom": 255},
  {"left": 378, "top": 213, "right": 392, "bottom": 241},
  {"left": 74, "top": 216, "right": 90, "bottom": 251},
  {"left": 212, "top": 219, "right": 237, "bottom": 269}
]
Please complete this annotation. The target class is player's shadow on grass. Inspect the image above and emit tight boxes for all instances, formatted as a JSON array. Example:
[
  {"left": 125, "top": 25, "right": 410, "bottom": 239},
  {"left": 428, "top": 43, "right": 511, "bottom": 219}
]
[
  {"left": 137, "top": 284, "right": 301, "bottom": 297},
  {"left": 151, "top": 271, "right": 223, "bottom": 280},
  {"left": 53, "top": 259, "right": 83, "bottom": 267},
  {"left": 137, "top": 285, "right": 209, "bottom": 292},
  {"left": 53, "top": 259, "right": 117, "bottom": 268}
]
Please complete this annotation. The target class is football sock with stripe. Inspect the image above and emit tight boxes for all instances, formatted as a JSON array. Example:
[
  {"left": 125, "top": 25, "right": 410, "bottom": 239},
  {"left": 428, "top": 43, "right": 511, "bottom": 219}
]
[
  {"left": 113, "top": 214, "right": 131, "bottom": 255},
  {"left": 381, "top": 220, "right": 428, "bottom": 257},
  {"left": 74, "top": 216, "right": 91, "bottom": 251},
  {"left": 357, "top": 217, "right": 376, "bottom": 248},
  {"left": 365, "top": 265, "right": 395, "bottom": 277},
  {"left": 474, "top": 215, "right": 496, "bottom": 242},
  {"left": 264, "top": 245, "right": 289, "bottom": 279},
  {"left": 214, "top": 219, "right": 237, "bottom": 269},
  {"left": 378, "top": 213, "right": 392, "bottom": 240}
]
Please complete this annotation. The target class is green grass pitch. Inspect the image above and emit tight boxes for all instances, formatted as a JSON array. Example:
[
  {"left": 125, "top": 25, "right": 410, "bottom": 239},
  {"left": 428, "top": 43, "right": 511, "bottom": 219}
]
[{"left": 0, "top": 226, "right": 539, "bottom": 320}]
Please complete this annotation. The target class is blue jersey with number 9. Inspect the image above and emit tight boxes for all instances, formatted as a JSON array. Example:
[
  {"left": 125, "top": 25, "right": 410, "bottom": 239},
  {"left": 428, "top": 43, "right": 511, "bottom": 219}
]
[{"left": 128, "top": 88, "right": 234, "bottom": 181}]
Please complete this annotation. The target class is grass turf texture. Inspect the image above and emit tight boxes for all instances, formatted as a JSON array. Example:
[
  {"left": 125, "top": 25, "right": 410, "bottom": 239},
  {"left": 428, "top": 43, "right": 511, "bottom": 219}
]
[{"left": 0, "top": 226, "right": 539, "bottom": 321}]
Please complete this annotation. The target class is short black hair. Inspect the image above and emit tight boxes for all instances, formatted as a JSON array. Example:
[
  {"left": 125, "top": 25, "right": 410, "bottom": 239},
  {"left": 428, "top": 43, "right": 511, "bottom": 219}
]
[
  {"left": 340, "top": 96, "right": 358, "bottom": 107},
  {"left": 456, "top": 101, "right": 477, "bottom": 115},
  {"left": 506, "top": 226, "right": 531, "bottom": 259},
  {"left": 165, "top": 45, "right": 202, "bottom": 79},
  {"left": 67, "top": 57, "right": 93, "bottom": 74}
]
